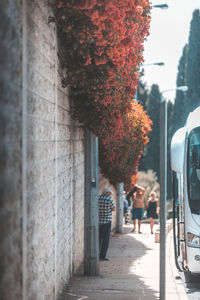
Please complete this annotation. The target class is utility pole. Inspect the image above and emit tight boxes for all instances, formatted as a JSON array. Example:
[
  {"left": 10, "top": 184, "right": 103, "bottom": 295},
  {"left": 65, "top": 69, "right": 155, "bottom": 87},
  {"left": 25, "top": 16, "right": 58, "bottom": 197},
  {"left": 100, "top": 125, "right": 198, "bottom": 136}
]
[
  {"left": 84, "top": 129, "right": 99, "bottom": 276},
  {"left": 159, "top": 85, "right": 187, "bottom": 298},
  {"left": 159, "top": 100, "right": 167, "bottom": 299}
]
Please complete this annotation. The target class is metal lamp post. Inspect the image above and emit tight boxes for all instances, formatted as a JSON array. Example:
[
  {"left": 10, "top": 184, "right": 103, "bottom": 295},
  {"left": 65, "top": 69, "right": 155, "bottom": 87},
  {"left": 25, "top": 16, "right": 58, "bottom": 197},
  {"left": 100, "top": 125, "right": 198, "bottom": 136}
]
[
  {"left": 159, "top": 85, "right": 188, "bottom": 300},
  {"left": 159, "top": 98, "right": 167, "bottom": 300}
]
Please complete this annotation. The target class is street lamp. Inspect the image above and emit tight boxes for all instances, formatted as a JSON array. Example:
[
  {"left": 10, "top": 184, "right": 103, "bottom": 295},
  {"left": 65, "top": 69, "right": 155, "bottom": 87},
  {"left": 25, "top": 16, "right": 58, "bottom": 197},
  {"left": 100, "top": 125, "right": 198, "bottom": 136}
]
[
  {"left": 136, "top": 62, "right": 165, "bottom": 100},
  {"left": 152, "top": 4, "right": 168, "bottom": 9},
  {"left": 177, "top": 85, "right": 188, "bottom": 92},
  {"left": 159, "top": 85, "right": 188, "bottom": 300},
  {"left": 141, "top": 62, "right": 165, "bottom": 67},
  {"left": 161, "top": 85, "right": 188, "bottom": 95}
]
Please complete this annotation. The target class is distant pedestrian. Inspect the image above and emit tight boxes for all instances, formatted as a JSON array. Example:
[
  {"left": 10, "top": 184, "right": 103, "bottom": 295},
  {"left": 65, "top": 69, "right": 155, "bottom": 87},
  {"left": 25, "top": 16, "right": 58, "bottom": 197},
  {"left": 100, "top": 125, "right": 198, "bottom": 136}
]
[
  {"left": 131, "top": 184, "right": 145, "bottom": 234},
  {"left": 147, "top": 191, "right": 159, "bottom": 234},
  {"left": 123, "top": 191, "right": 129, "bottom": 224},
  {"left": 98, "top": 186, "right": 115, "bottom": 261}
]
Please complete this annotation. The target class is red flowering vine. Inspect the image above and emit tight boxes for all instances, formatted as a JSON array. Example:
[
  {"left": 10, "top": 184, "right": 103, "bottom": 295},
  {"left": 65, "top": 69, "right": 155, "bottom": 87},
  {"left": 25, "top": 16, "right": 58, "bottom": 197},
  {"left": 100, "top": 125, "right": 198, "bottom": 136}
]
[
  {"left": 53, "top": 0, "right": 152, "bottom": 186},
  {"left": 99, "top": 101, "right": 152, "bottom": 188}
]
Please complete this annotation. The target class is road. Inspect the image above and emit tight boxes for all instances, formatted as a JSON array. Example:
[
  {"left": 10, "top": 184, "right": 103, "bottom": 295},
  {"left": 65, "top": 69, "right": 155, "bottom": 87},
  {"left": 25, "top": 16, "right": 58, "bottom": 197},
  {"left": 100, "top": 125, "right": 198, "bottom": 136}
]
[
  {"left": 180, "top": 271, "right": 200, "bottom": 299},
  {"left": 168, "top": 229, "right": 200, "bottom": 299}
]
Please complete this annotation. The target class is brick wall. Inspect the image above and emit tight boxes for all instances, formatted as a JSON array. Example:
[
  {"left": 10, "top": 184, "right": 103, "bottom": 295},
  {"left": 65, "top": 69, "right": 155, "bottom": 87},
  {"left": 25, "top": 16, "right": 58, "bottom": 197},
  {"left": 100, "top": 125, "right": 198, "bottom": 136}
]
[{"left": 0, "top": 1, "right": 85, "bottom": 299}]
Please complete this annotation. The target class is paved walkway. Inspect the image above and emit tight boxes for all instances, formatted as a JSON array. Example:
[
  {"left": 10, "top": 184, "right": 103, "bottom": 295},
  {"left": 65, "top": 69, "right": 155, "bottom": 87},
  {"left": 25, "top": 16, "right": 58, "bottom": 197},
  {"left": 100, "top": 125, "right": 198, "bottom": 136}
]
[{"left": 63, "top": 222, "right": 188, "bottom": 300}]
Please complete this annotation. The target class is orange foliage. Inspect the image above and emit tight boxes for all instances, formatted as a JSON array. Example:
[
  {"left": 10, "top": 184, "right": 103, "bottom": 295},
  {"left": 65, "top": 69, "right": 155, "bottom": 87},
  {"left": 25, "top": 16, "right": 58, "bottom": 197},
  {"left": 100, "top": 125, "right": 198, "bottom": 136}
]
[{"left": 54, "top": 0, "right": 152, "bottom": 185}]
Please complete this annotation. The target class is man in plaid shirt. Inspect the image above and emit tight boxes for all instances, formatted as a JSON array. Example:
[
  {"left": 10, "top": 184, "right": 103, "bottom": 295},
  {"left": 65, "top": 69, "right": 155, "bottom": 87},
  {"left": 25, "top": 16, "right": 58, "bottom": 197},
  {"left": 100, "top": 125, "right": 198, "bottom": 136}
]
[{"left": 98, "top": 186, "right": 115, "bottom": 261}]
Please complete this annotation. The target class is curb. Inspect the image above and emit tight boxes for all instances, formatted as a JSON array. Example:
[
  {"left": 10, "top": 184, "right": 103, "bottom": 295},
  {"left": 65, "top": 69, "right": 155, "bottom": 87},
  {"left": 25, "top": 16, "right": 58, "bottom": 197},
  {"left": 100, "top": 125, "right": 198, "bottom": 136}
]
[
  {"left": 167, "top": 231, "right": 189, "bottom": 299},
  {"left": 155, "top": 219, "right": 173, "bottom": 243}
]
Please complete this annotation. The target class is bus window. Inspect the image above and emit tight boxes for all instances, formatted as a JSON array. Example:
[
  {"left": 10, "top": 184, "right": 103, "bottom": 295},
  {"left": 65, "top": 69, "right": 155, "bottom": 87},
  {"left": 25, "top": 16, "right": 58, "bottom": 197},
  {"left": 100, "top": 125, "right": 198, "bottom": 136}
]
[{"left": 187, "top": 127, "right": 200, "bottom": 214}]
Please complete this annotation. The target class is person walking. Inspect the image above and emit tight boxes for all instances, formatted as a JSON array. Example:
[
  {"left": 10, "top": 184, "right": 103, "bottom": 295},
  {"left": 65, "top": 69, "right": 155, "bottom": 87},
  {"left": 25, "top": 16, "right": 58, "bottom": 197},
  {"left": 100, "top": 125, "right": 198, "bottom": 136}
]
[
  {"left": 98, "top": 186, "right": 115, "bottom": 261},
  {"left": 147, "top": 191, "right": 159, "bottom": 234},
  {"left": 131, "top": 184, "right": 145, "bottom": 234}
]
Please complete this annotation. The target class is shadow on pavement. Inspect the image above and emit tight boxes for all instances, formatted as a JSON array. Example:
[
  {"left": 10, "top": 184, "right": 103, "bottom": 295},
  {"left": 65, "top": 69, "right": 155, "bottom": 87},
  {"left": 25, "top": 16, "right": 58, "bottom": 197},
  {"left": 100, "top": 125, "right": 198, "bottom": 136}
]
[
  {"left": 181, "top": 271, "right": 200, "bottom": 299},
  {"left": 61, "top": 225, "right": 159, "bottom": 300}
]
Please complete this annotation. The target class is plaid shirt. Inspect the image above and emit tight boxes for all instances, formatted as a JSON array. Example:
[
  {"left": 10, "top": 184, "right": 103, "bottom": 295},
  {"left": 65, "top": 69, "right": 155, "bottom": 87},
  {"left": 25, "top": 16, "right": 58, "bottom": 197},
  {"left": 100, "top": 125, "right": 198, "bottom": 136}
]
[{"left": 98, "top": 194, "right": 115, "bottom": 224}]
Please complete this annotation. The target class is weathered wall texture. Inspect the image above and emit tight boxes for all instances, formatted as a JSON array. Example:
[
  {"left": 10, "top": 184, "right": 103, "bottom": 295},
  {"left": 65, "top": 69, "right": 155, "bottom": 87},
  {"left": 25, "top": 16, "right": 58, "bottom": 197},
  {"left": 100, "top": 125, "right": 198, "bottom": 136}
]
[
  {"left": 24, "top": 1, "right": 85, "bottom": 298},
  {"left": 0, "top": 1, "right": 23, "bottom": 299},
  {"left": 0, "top": 0, "right": 85, "bottom": 299}
]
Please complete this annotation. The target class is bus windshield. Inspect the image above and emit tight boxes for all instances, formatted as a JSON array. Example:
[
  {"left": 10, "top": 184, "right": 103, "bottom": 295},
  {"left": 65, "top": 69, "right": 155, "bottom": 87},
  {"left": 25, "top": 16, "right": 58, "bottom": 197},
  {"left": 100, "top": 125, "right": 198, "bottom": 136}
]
[{"left": 187, "top": 127, "right": 200, "bottom": 215}]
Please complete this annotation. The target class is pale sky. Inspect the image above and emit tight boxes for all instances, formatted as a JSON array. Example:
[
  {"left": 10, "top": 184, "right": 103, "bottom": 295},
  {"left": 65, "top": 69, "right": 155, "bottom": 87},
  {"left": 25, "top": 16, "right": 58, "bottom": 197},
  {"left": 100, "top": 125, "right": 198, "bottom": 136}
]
[{"left": 142, "top": 0, "right": 200, "bottom": 102}]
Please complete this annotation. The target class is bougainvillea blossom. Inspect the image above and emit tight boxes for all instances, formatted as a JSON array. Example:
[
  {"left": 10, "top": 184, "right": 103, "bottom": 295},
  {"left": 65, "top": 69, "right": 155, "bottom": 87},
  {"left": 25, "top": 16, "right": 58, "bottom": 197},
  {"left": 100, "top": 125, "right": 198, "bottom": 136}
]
[{"left": 54, "top": 0, "right": 152, "bottom": 186}]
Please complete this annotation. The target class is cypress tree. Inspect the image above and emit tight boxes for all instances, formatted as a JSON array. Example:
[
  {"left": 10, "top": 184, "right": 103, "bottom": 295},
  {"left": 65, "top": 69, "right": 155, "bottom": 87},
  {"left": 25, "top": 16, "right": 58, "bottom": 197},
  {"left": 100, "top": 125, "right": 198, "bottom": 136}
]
[
  {"left": 139, "top": 84, "right": 161, "bottom": 180},
  {"left": 186, "top": 9, "right": 200, "bottom": 113},
  {"left": 173, "top": 45, "right": 188, "bottom": 133},
  {"left": 167, "top": 100, "right": 174, "bottom": 199}
]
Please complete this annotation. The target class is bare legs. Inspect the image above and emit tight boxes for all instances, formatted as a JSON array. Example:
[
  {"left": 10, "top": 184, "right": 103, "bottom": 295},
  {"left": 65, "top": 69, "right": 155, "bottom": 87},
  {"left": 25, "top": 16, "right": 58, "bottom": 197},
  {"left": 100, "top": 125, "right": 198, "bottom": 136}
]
[
  {"left": 138, "top": 220, "right": 142, "bottom": 233},
  {"left": 149, "top": 217, "right": 155, "bottom": 234},
  {"left": 132, "top": 218, "right": 155, "bottom": 234},
  {"left": 132, "top": 220, "right": 136, "bottom": 232},
  {"left": 132, "top": 220, "right": 142, "bottom": 233}
]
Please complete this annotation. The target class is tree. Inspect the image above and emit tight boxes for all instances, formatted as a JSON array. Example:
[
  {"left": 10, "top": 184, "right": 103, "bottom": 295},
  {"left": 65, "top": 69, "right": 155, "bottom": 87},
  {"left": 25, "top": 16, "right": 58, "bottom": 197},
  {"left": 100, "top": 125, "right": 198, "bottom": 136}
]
[
  {"left": 99, "top": 101, "right": 152, "bottom": 188},
  {"left": 53, "top": 0, "right": 152, "bottom": 187},
  {"left": 167, "top": 100, "right": 174, "bottom": 200},
  {"left": 139, "top": 84, "right": 161, "bottom": 180},
  {"left": 173, "top": 9, "right": 200, "bottom": 132},
  {"left": 172, "top": 45, "right": 188, "bottom": 133},
  {"left": 186, "top": 9, "right": 200, "bottom": 113}
]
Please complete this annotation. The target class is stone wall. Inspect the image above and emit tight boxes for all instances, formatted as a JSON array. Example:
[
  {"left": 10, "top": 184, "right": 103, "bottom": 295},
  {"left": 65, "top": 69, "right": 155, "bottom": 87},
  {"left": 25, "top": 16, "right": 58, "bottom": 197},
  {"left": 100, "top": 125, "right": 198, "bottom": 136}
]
[
  {"left": 0, "top": 0, "right": 23, "bottom": 299},
  {"left": 0, "top": 1, "right": 85, "bottom": 299}
]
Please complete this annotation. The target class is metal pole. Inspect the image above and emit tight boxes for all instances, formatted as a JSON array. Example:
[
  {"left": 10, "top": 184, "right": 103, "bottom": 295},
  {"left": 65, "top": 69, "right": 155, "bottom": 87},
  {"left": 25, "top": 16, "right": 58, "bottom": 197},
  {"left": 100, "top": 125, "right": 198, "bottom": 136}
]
[
  {"left": 84, "top": 129, "right": 99, "bottom": 276},
  {"left": 159, "top": 100, "right": 167, "bottom": 299},
  {"left": 116, "top": 183, "right": 123, "bottom": 233}
]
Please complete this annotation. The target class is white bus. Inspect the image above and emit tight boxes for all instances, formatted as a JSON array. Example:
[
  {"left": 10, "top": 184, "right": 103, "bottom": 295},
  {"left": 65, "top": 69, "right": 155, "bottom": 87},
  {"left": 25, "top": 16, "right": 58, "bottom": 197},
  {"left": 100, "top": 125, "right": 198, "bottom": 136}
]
[{"left": 170, "top": 105, "right": 200, "bottom": 275}]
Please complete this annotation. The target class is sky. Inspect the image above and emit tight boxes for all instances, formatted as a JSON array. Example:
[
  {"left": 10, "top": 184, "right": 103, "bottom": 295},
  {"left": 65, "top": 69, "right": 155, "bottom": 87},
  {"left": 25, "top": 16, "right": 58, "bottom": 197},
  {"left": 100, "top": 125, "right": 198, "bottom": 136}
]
[{"left": 142, "top": 0, "right": 200, "bottom": 102}]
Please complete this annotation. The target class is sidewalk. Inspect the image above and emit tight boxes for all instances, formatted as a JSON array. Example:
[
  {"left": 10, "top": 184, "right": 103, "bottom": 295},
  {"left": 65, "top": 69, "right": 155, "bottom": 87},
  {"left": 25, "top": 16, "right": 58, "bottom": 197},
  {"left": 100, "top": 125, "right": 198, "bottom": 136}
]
[{"left": 63, "top": 222, "right": 188, "bottom": 300}]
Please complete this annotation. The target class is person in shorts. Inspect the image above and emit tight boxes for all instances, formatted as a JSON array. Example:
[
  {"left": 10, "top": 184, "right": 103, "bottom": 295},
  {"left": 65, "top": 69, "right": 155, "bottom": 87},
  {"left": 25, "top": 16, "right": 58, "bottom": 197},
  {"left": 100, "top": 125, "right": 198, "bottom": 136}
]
[{"left": 131, "top": 184, "right": 145, "bottom": 234}]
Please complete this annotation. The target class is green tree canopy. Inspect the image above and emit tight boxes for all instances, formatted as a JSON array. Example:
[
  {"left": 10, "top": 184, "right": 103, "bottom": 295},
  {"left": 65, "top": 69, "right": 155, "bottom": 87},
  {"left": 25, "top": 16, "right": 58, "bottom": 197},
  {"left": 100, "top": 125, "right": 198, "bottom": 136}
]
[
  {"left": 139, "top": 84, "right": 161, "bottom": 180},
  {"left": 186, "top": 9, "right": 200, "bottom": 113},
  {"left": 172, "top": 45, "right": 188, "bottom": 133},
  {"left": 173, "top": 9, "right": 200, "bottom": 131}
]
